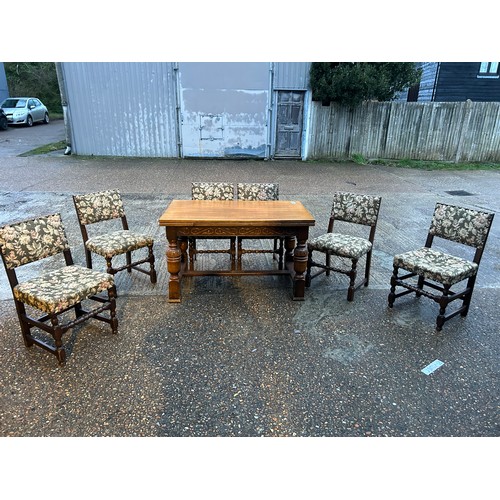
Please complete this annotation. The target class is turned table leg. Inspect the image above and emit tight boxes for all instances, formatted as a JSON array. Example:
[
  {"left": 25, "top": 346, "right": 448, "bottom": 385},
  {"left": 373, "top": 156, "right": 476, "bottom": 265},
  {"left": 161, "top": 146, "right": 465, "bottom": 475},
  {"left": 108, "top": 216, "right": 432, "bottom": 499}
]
[
  {"left": 166, "top": 230, "right": 182, "bottom": 303},
  {"left": 292, "top": 232, "right": 308, "bottom": 301}
]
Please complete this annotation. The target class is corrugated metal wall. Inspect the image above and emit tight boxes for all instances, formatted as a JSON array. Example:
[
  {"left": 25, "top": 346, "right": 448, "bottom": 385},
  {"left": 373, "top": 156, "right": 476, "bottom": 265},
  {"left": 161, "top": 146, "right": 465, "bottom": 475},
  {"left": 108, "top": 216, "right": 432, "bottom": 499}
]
[
  {"left": 0, "top": 63, "right": 9, "bottom": 103},
  {"left": 273, "top": 62, "right": 310, "bottom": 90},
  {"left": 308, "top": 100, "right": 500, "bottom": 162},
  {"left": 61, "top": 62, "right": 178, "bottom": 157}
]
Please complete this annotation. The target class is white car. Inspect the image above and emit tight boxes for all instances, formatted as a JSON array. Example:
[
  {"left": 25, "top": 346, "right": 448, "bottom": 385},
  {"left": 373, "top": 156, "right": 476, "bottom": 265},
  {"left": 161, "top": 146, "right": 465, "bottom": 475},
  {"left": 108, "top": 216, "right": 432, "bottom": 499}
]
[{"left": 0, "top": 97, "right": 49, "bottom": 126}]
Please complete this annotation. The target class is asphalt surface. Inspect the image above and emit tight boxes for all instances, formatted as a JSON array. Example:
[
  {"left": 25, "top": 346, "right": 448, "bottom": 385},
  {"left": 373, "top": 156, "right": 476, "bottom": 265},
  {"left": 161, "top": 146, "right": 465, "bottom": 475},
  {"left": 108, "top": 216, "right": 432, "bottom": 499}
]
[
  {"left": 0, "top": 118, "right": 66, "bottom": 157},
  {"left": 0, "top": 122, "right": 498, "bottom": 495}
]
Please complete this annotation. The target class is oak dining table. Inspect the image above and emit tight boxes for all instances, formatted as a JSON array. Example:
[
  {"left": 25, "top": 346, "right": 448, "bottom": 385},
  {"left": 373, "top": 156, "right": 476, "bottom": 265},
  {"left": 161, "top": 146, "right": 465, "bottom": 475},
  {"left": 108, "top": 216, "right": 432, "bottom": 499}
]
[{"left": 158, "top": 199, "right": 315, "bottom": 302}]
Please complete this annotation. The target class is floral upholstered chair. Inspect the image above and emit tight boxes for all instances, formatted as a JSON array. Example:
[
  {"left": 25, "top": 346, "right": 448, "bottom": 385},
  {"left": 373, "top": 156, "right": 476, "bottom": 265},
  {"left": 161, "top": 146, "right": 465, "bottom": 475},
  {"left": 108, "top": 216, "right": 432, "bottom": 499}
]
[
  {"left": 0, "top": 213, "right": 118, "bottom": 365},
  {"left": 73, "top": 189, "right": 156, "bottom": 284},
  {"left": 189, "top": 182, "right": 236, "bottom": 271},
  {"left": 388, "top": 202, "right": 494, "bottom": 331},
  {"left": 305, "top": 192, "right": 382, "bottom": 301},
  {"left": 236, "top": 183, "right": 283, "bottom": 270}
]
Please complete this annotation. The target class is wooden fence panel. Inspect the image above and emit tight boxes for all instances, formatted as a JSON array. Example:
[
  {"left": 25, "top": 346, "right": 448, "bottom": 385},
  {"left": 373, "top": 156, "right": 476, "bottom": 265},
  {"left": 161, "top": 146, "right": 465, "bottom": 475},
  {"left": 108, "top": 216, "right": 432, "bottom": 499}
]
[{"left": 307, "top": 100, "right": 500, "bottom": 162}]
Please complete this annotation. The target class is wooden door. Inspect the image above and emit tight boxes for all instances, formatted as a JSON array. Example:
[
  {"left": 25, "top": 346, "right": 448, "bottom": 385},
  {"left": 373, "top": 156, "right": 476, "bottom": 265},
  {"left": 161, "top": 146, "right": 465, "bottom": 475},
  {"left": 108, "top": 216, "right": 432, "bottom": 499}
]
[{"left": 275, "top": 91, "right": 304, "bottom": 157}]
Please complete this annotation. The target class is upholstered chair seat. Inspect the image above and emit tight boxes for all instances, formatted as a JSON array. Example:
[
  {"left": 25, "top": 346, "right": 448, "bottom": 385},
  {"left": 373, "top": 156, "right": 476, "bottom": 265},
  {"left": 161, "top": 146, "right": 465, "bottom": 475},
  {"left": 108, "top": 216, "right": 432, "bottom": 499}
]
[
  {"left": 14, "top": 265, "right": 114, "bottom": 315},
  {"left": 86, "top": 230, "right": 154, "bottom": 259},
  {"left": 393, "top": 247, "right": 478, "bottom": 286},
  {"left": 308, "top": 233, "right": 372, "bottom": 260}
]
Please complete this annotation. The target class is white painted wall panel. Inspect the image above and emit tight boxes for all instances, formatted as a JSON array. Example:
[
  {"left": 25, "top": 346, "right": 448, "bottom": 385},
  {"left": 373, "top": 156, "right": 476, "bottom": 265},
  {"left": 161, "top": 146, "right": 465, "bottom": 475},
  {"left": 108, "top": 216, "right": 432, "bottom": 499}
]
[{"left": 178, "top": 62, "right": 269, "bottom": 158}]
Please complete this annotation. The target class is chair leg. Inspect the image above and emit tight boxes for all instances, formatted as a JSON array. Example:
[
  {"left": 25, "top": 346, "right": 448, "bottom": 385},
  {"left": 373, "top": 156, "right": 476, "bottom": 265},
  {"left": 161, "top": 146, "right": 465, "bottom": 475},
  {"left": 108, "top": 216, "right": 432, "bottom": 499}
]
[
  {"left": 50, "top": 314, "right": 66, "bottom": 365},
  {"left": 364, "top": 250, "right": 372, "bottom": 287},
  {"left": 415, "top": 275, "right": 425, "bottom": 297},
  {"left": 347, "top": 259, "right": 358, "bottom": 302},
  {"left": 436, "top": 284, "right": 451, "bottom": 331},
  {"left": 126, "top": 251, "right": 132, "bottom": 272},
  {"left": 237, "top": 237, "right": 243, "bottom": 271},
  {"left": 305, "top": 250, "right": 313, "bottom": 287},
  {"left": 85, "top": 248, "right": 93, "bottom": 269},
  {"left": 388, "top": 266, "right": 399, "bottom": 307},
  {"left": 75, "top": 302, "right": 85, "bottom": 318},
  {"left": 278, "top": 238, "right": 284, "bottom": 270},
  {"left": 325, "top": 253, "right": 331, "bottom": 276},
  {"left": 14, "top": 301, "right": 34, "bottom": 347},
  {"left": 188, "top": 237, "right": 196, "bottom": 271},
  {"left": 460, "top": 276, "right": 476, "bottom": 317},
  {"left": 105, "top": 257, "right": 114, "bottom": 276},
  {"left": 230, "top": 237, "right": 236, "bottom": 271},
  {"left": 109, "top": 286, "right": 118, "bottom": 334},
  {"left": 148, "top": 244, "right": 157, "bottom": 284}
]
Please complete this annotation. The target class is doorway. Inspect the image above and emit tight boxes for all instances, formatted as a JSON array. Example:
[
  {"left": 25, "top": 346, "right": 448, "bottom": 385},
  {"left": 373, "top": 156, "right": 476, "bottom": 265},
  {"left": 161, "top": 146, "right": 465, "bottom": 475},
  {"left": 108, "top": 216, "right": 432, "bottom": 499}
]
[{"left": 274, "top": 90, "right": 304, "bottom": 158}]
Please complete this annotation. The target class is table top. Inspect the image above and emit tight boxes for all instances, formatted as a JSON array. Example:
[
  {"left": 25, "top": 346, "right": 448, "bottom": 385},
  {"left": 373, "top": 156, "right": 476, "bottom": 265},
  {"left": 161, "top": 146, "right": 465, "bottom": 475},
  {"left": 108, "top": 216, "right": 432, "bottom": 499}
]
[{"left": 158, "top": 199, "right": 315, "bottom": 227}]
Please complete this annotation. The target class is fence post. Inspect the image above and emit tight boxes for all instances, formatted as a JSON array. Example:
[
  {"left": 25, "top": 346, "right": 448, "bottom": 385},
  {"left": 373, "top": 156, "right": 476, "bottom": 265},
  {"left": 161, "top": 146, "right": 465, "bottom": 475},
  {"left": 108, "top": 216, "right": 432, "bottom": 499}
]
[{"left": 454, "top": 99, "right": 473, "bottom": 163}]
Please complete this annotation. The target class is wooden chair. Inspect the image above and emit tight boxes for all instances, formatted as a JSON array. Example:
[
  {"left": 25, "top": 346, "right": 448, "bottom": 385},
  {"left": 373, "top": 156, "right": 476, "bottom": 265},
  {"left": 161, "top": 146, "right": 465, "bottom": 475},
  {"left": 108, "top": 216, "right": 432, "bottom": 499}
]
[
  {"left": 0, "top": 213, "right": 118, "bottom": 365},
  {"left": 305, "top": 192, "right": 382, "bottom": 301},
  {"left": 236, "top": 182, "right": 284, "bottom": 270},
  {"left": 73, "top": 189, "right": 156, "bottom": 284},
  {"left": 388, "top": 202, "right": 494, "bottom": 331},
  {"left": 189, "top": 182, "right": 236, "bottom": 270}
]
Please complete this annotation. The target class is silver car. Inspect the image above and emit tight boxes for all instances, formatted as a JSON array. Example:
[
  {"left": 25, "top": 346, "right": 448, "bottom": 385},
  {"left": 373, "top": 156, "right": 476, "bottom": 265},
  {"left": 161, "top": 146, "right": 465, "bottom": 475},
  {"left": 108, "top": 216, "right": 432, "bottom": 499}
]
[{"left": 0, "top": 97, "right": 49, "bottom": 126}]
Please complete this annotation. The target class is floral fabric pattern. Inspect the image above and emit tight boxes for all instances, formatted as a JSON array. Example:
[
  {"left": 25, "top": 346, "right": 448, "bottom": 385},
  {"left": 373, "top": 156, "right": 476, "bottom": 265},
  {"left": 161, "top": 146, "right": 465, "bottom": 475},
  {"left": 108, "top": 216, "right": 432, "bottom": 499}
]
[
  {"left": 331, "top": 192, "right": 382, "bottom": 226},
  {"left": 430, "top": 203, "right": 494, "bottom": 249},
  {"left": 73, "top": 190, "right": 126, "bottom": 225},
  {"left": 86, "top": 230, "right": 154, "bottom": 258},
  {"left": 14, "top": 265, "right": 115, "bottom": 314},
  {"left": 191, "top": 182, "right": 234, "bottom": 200},
  {"left": 0, "top": 214, "right": 69, "bottom": 269},
  {"left": 394, "top": 247, "right": 478, "bottom": 286},
  {"left": 309, "top": 233, "right": 372, "bottom": 259},
  {"left": 237, "top": 183, "right": 279, "bottom": 201}
]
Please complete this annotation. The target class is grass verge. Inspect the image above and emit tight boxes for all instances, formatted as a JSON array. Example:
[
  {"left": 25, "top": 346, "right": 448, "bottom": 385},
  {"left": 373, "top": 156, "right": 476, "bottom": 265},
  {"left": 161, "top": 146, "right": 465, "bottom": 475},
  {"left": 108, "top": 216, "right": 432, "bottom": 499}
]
[
  {"left": 308, "top": 156, "right": 500, "bottom": 171},
  {"left": 19, "top": 140, "right": 67, "bottom": 157},
  {"left": 368, "top": 158, "right": 500, "bottom": 170}
]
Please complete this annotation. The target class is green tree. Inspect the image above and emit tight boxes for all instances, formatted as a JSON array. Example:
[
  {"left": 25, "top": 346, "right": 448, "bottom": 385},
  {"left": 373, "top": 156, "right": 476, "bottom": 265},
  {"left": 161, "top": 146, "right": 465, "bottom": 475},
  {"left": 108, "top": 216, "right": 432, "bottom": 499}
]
[
  {"left": 310, "top": 62, "right": 421, "bottom": 107},
  {"left": 4, "top": 62, "right": 62, "bottom": 114}
]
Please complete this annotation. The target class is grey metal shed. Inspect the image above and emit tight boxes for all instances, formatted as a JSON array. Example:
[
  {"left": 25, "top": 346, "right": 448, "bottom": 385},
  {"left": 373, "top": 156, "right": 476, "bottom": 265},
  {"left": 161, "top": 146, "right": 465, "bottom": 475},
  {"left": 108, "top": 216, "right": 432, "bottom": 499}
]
[{"left": 58, "top": 62, "right": 311, "bottom": 160}]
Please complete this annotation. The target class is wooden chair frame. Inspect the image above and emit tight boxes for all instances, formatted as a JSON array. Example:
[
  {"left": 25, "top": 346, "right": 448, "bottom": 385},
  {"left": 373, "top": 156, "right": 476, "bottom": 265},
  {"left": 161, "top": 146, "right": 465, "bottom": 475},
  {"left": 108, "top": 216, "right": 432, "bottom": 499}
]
[
  {"left": 305, "top": 192, "right": 382, "bottom": 301},
  {"left": 0, "top": 214, "right": 118, "bottom": 365},
  {"left": 189, "top": 182, "right": 236, "bottom": 271},
  {"left": 236, "top": 182, "right": 284, "bottom": 271},
  {"left": 73, "top": 190, "right": 157, "bottom": 284},
  {"left": 388, "top": 203, "right": 494, "bottom": 331}
]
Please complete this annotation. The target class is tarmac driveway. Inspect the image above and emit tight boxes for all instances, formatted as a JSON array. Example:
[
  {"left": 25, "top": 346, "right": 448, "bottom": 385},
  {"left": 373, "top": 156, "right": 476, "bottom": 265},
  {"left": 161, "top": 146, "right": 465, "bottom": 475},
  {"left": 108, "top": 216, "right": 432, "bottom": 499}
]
[{"left": 0, "top": 118, "right": 65, "bottom": 157}]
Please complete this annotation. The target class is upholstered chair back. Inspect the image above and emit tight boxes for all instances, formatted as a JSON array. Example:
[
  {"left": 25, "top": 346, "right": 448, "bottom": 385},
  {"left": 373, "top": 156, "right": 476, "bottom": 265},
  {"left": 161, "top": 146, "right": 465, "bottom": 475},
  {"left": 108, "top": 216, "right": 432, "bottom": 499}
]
[
  {"left": 73, "top": 189, "right": 126, "bottom": 225},
  {"left": 429, "top": 203, "right": 494, "bottom": 249},
  {"left": 237, "top": 183, "right": 279, "bottom": 201},
  {"left": 331, "top": 192, "right": 382, "bottom": 227},
  {"left": 191, "top": 182, "right": 234, "bottom": 200},
  {"left": 0, "top": 213, "right": 69, "bottom": 269}
]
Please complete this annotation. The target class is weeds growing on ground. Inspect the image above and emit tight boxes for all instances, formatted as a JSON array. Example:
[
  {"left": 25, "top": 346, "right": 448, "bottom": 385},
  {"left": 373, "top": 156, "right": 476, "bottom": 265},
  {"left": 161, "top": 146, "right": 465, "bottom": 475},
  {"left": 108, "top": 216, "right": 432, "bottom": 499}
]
[{"left": 308, "top": 157, "right": 500, "bottom": 171}]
